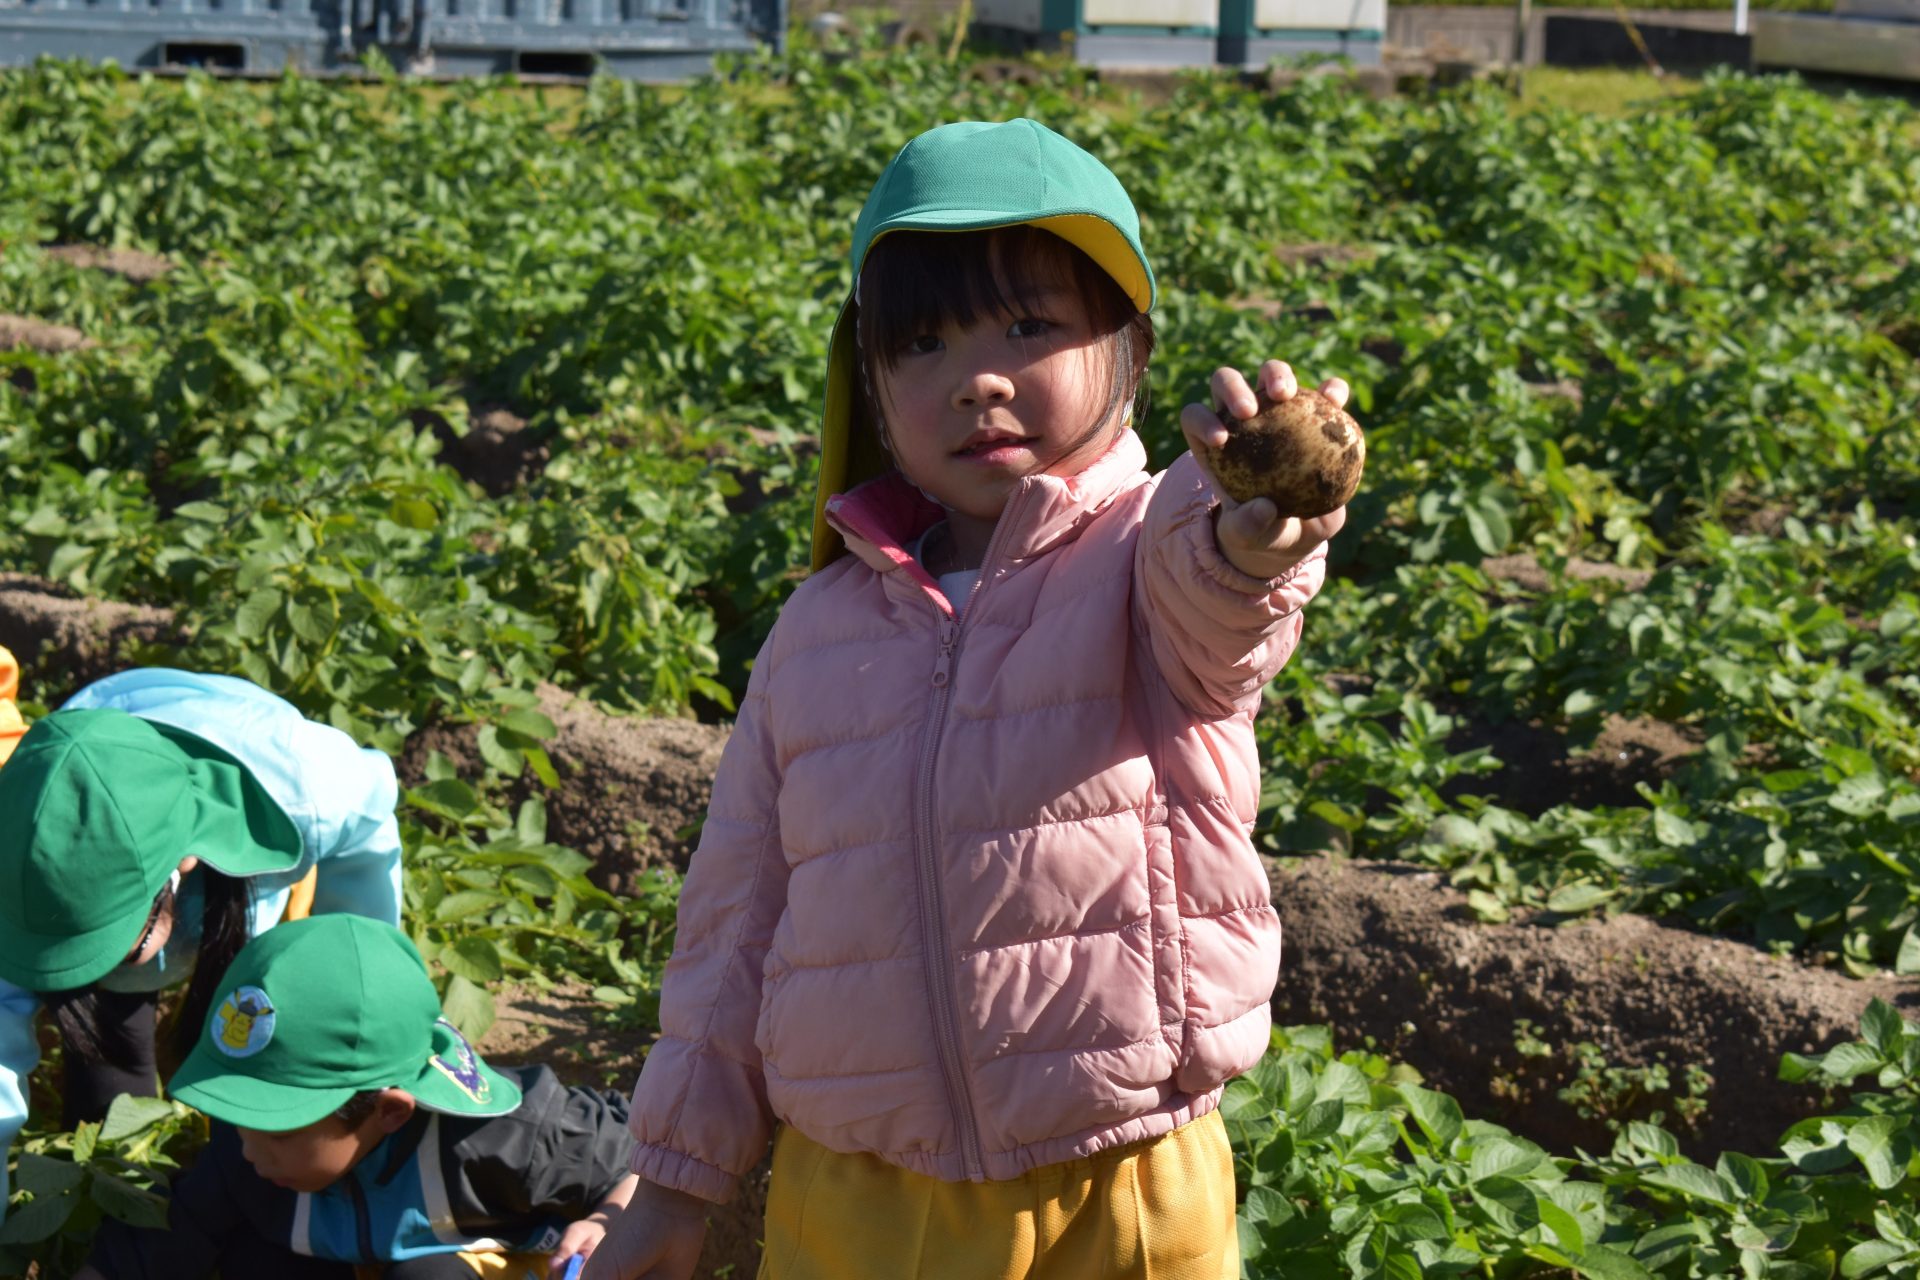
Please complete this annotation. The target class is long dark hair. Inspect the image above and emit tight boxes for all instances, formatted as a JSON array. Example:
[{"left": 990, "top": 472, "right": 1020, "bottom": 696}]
[
  {"left": 172, "top": 870, "right": 255, "bottom": 1060},
  {"left": 43, "top": 868, "right": 257, "bottom": 1068},
  {"left": 854, "top": 225, "right": 1156, "bottom": 459}
]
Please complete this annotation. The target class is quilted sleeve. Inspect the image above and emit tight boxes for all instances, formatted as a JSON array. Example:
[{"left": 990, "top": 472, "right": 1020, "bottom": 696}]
[{"left": 1134, "top": 452, "right": 1328, "bottom": 719}]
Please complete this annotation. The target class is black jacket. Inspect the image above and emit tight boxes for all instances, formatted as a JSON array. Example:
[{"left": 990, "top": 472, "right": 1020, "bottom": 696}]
[{"left": 88, "top": 1066, "right": 633, "bottom": 1277}]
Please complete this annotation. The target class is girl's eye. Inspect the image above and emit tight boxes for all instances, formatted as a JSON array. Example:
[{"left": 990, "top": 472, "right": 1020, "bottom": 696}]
[
  {"left": 903, "top": 334, "right": 942, "bottom": 356},
  {"left": 1008, "top": 317, "right": 1050, "bottom": 340}
]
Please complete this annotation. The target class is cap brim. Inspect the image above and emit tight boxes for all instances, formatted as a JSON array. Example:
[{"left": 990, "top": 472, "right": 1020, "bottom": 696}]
[
  {"left": 405, "top": 1019, "right": 522, "bottom": 1118},
  {"left": 0, "top": 908, "right": 159, "bottom": 993},
  {"left": 169, "top": 1052, "right": 359, "bottom": 1132},
  {"left": 146, "top": 721, "right": 304, "bottom": 879}
]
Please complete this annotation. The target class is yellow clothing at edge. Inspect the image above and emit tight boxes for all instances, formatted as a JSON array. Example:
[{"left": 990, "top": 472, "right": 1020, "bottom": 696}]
[
  {"left": 353, "top": 1251, "right": 552, "bottom": 1280},
  {"left": 0, "top": 646, "right": 24, "bottom": 768},
  {"left": 758, "top": 1110, "right": 1238, "bottom": 1280}
]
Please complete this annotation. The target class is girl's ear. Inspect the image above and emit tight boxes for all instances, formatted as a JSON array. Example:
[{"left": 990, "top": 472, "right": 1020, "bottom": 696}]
[{"left": 373, "top": 1089, "right": 417, "bottom": 1134}]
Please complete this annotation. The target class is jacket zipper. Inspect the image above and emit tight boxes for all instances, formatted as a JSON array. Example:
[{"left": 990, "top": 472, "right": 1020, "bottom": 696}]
[{"left": 912, "top": 489, "right": 1024, "bottom": 1182}]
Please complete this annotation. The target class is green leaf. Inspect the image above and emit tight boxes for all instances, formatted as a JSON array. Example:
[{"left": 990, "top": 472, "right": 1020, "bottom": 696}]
[
  {"left": 90, "top": 1170, "right": 170, "bottom": 1228},
  {"left": 1716, "top": 1151, "right": 1769, "bottom": 1203},
  {"left": 1539, "top": 1196, "right": 1586, "bottom": 1255},
  {"left": 1292, "top": 1098, "right": 1344, "bottom": 1143},
  {"left": 100, "top": 1094, "right": 182, "bottom": 1142},
  {"left": 1861, "top": 999, "right": 1908, "bottom": 1055},
  {"left": 12, "top": 1153, "right": 86, "bottom": 1196},
  {"left": 219, "top": 345, "right": 273, "bottom": 388},
  {"left": 1314, "top": 1060, "right": 1372, "bottom": 1106},
  {"left": 1624, "top": 1122, "right": 1680, "bottom": 1159},
  {"left": 1576, "top": 1244, "right": 1659, "bottom": 1280},
  {"left": 498, "top": 707, "right": 557, "bottom": 740},
  {"left": 1469, "top": 1136, "right": 1544, "bottom": 1183},
  {"left": 388, "top": 497, "right": 439, "bottom": 529},
  {"left": 1469, "top": 1175, "right": 1540, "bottom": 1233},
  {"left": 234, "top": 586, "right": 284, "bottom": 641},
  {"left": 1841, "top": 1240, "right": 1914, "bottom": 1279},
  {"left": 0, "top": 1186, "right": 81, "bottom": 1243},
  {"left": 1243, "top": 1184, "right": 1295, "bottom": 1227},
  {"left": 1640, "top": 1162, "right": 1737, "bottom": 1208},
  {"left": 435, "top": 890, "right": 504, "bottom": 922},
  {"left": 1846, "top": 1114, "right": 1912, "bottom": 1190},
  {"left": 1397, "top": 1083, "right": 1464, "bottom": 1150},
  {"left": 1464, "top": 496, "right": 1511, "bottom": 555},
  {"left": 441, "top": 935, "right": 505, "bottom": 984},
  {"left": 1896, "top": 928, "right": 1920, "bottom": 977},
  {"left": 440, "top": 973, "right": 495, "bottom": 1041},
  {"left": 412, "top": 778, "right": 479, "bottom": 818},
  {"left": 523, "top": 743, "right": 561, "bottom": 789},
  {"left": 476, "top": 724, "right": 524, "bottom": 778},
  {"left": 1546, "top": 882, "right": 1615, "bottom": 914}
]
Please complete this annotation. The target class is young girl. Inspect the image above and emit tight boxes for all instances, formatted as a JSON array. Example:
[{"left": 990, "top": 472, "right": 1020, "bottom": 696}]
[
  {"left": 583, "top": 118, "right": 1347, "bottom": 1280},
  {"left": 0, "top": 667, "right": 405, "bottom": 1216}
]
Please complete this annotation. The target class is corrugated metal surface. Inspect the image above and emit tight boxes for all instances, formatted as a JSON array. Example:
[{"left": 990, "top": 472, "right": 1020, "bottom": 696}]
[{"left": 0, "top": 0, "right": 781, "bottom": 78}]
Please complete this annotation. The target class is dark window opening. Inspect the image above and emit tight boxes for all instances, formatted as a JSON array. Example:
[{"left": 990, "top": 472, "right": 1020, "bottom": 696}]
[
  {"left": 516, "top": 51, "right": 598, "bottom": 77},
  {"left": 162, "top": 42, "right": 247, "bottom": 70}
]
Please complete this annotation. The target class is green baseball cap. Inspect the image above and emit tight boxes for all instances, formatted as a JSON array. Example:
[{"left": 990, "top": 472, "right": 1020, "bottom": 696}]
[
  {"left": 810, "top": 118, "right": 1158, "bottom": 571},
  {"left": 0, "top": 708, "right": 303, "bottom": 992},
  {"left": 169, "top": 915, "right": 521, "bottom": 1131}
]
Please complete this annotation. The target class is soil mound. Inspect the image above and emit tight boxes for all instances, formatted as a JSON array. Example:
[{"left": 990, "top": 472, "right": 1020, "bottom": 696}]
[
  {"left": 400, "top": 684, "right": 728, "bottom": 893},
  {"left": 1445, "top": 710, "right": 1701, "bottom": 815},
  {"left": 42, "top": 244, "right": 176, "bottom": 285},
  {"left": 1269, "top": 856, "right": 1920, "bottom": 1161},
  {"left": 0, "top": 314, "right": 95, "bottom": 354},
  {"left": 0, "top": 575, "right": 181, "bottom": 698},
  {"left": 1481, "top": 552, "right": 1653, "bottom": 595},
  {"left": 410, "top": 403, "right": 551, "bottom": 496}
]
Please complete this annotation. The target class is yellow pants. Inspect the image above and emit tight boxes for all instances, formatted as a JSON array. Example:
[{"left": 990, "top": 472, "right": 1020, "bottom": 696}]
[{"left": 758, "top": 1110, "right": 1238, "bottom": 1280}]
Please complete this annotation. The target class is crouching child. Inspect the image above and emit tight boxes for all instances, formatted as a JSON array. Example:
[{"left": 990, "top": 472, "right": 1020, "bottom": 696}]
[{"left": 79, "top": 915, "right": 639, "bottom": 1280}]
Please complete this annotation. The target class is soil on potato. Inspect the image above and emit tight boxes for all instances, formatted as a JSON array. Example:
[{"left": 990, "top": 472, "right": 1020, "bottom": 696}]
[
  {"left": 481, "top": 982, "right": 767, "bottom": 1280},
  {"left": 1270, "top": 856, "right": 1920, "bottom": 1161},
  {"left": 399, "top": 683, "right": 729, "bottom": 893},
  {"left": 0, "top": 574, "right": 181, "bottom": 700}
]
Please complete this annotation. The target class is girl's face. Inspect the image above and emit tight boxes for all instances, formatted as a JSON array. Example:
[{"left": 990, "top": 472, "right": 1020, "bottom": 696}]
[{"left": 871, "top": 275, "right": 1123, "bottom": 526}]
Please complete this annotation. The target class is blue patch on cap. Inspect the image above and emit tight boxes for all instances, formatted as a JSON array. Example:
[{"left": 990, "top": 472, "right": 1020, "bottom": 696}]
[
  {"left": 428, "top": 1017, "right": 492, "bottom": 1103},
  {"left": 212, "top": 985, "right": 276, "bottom": 1057}
]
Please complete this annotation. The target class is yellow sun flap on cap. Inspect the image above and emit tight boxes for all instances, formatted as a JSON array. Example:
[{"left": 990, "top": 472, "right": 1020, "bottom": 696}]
[{"left": 0, "top": 646, "right": 23, "bottom": 769}]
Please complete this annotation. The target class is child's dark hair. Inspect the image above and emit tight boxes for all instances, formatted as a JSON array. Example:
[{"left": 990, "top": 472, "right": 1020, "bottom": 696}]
[
  {"left": 43, "top": 868, "right": 256, "bottom": 1068},
  {"left": 332, "top": 1090, "right": 382, "bottom": 1128},
  {"left": 854, "top": 225, "right": 1155, "bottom": 455}
]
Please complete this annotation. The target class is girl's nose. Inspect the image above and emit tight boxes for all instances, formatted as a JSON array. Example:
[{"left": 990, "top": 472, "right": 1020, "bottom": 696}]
[{"left": 953, "top": 370, "right": 1014, "bottom": 410}]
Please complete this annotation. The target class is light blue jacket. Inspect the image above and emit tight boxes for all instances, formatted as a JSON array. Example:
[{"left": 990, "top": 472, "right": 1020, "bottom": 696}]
[{"left": 0, "top": 669, "right": 405, "bottom": 1208}]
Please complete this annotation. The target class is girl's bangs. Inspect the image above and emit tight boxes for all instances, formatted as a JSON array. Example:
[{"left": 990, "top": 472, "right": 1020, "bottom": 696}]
[{"left": 858, "top": 227, "right": 1109, "bottom": 374}]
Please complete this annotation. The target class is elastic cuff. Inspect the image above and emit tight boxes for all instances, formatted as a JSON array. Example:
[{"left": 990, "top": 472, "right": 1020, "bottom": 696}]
[
  {"left": 628, "top": 1142, "right": 739, "bottom": 1204},
  {"left": 1188, "top": 507, "right": 1323, "bottom": 600}
]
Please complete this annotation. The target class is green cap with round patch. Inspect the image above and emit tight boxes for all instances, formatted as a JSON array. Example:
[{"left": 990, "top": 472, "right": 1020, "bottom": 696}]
[{"left": 169, "top": 915, "right": 520, "bottom": 1131}]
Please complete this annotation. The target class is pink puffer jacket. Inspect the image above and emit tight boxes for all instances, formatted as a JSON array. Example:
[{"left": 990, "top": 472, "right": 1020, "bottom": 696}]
[{"left": 626, "top": 431, "right": 1324, "bottom": 1201}]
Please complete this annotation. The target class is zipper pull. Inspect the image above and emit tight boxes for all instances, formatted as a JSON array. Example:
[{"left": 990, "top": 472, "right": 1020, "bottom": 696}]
[{"left": 932, "top": 617, "right": 958, "bottom": 689}]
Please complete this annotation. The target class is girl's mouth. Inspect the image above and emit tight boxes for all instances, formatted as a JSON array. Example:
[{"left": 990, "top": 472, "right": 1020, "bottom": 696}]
[{"left": 956, "top": 435, "right": 1032, "bottom": 461}]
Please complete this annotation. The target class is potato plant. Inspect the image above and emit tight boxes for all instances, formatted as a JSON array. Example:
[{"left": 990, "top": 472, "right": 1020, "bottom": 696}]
[{"left": 1, "top": 25, "right": 1917, "bottom": 1275}]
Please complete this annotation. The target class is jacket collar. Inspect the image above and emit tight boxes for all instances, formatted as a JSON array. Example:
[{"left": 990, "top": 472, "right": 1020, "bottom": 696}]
[{"left": 822, "top": 429, "right": 1148, "bottom": 581}]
